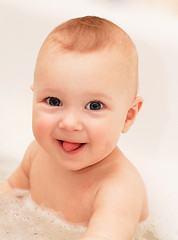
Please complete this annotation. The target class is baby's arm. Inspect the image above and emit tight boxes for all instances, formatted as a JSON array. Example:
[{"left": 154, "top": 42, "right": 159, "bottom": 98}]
[
  {"left": 82, "top": 171, "right": 148, "bottom": 240},
  {"left": 7, "top": 141, "right": 35, "bottom": 190},
  {"left": 0, "top": 180, "right": 12, "bottom": 194}
]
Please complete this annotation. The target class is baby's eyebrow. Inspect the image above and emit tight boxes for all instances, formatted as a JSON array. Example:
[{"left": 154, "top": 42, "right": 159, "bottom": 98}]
[
  {"left": 37, "top": 87, "right": 59, "bottom": 94},
  {"left": 85, "top": 92, "right": 112, "bottom": 101}
]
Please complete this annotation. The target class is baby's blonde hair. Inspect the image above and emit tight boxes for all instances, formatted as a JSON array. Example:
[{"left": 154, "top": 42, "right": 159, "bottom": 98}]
[{"left": 44, "top": 16, "right": 136, "bottom": 54}]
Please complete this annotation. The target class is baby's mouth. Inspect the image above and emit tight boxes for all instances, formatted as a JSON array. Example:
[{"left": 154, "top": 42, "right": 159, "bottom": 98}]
[{"left": 59, "top": 140, "right": 84, "bottom": 152}]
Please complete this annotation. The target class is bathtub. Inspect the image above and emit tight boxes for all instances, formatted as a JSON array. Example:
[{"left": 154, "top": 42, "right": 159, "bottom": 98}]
[{"left": 0, "top": 0, "right": 178, "bottom": 239}]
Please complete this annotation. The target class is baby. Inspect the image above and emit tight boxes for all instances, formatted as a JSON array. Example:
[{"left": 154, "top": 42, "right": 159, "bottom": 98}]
[{"left": 0, "top": 16, "right": 148, "bottom": 239}]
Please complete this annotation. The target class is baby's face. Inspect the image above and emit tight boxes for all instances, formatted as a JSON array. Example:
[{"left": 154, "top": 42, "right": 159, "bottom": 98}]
[{"left": 32, "top": 48, "right": 133, "bottom": 171}]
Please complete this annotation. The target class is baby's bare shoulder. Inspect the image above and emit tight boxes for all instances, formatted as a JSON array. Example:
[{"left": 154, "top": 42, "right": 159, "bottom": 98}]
[
  {"left": 102, "top": 147, "right": 143, "bottom": 182},
  {"left": 26, "top": 140, "right": 45, "bottom": 164},
  {"left": 95, "top": 148, "right": 148, "bottom": 221},
  {"left": 117, "top": 150, "right": 148, "bottom": 221},
  {"left": 8, "top": 140, "right": 40, "bottom": 189},
  {"left": 28, "top": 140, "right": 40, "bottom": 157}
]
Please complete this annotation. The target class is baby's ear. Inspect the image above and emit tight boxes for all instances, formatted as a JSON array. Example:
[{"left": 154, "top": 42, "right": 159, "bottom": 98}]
[
  {"left": 122, "top": 96, "right": 143, "bottom": 133},
  {"left": 30, "top": 84, "right": 34, "bottom": 91}
]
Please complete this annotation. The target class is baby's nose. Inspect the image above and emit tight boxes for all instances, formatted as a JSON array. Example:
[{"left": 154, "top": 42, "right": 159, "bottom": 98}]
[{"left": 58, "top": 111, "right": 83, "bottom": 132}]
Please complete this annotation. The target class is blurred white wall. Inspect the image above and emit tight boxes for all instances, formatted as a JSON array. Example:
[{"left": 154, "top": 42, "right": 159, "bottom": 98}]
[{"left": 0, "top": 0, "right": 177, "bottom": 165}]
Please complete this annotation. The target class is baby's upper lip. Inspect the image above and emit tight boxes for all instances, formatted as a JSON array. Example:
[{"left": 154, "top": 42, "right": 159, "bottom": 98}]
[{"left": 58, "top": 139, "right": 85, "bottom": 144}]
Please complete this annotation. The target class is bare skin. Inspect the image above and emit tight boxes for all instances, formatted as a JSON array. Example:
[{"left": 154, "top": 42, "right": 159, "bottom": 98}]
[
  {"left": 6, "top": 140, "right": 148, "bottom": 239},
  {"left": 1, "top": 48, "right": 148, "bottom": 240}
]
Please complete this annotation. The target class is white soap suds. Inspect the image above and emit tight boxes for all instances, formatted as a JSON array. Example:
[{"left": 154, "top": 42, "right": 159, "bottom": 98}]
[
  {"left": 0, "top": 190, "right": 86, "bottom": 240},
  {"left": 0, "top": 189, "right": 161, "bottom": 240}
]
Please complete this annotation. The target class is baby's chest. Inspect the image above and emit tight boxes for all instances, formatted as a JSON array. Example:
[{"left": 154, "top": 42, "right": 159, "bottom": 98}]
[{"left": 29, "top": 162, "right": 96, "bottom": 223}]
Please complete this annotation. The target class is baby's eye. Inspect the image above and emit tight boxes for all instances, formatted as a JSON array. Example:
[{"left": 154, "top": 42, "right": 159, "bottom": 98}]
[
  {"left": 46, "top": 97, "right": 62, "bottom": 106},
  {"left": 86, "top": 101, "right": 104, "bottom": 111}
]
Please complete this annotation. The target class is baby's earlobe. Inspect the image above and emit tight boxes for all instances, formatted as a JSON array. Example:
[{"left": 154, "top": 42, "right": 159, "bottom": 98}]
[
  {"left": 122, "top": 96, "right": 143, "bottom": 134},
  {"left": 30, "top": 85, "right": 34, "bottom": 91}
]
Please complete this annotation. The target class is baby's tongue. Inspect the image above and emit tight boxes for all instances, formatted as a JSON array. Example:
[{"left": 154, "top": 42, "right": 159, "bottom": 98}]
[{"left": 62, "top": 141, "right": 81, "bottom": 152}]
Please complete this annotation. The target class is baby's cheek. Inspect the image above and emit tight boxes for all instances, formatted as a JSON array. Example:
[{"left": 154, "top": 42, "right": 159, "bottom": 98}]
[
  {"left": 97, "top": 121, "right": 121, "bottom": 146},
  {"left": 90, "top": 125, "right": 118, "bottom": 161},
  {"left": 32, "top": 113, "right": 52, "bottom": 140},
  {"left": 92, "top": 123, "right": 116, "bottom": 145}
]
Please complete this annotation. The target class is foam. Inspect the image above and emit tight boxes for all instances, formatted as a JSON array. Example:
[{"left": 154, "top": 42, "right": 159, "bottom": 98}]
[
  {"left": 0, "top": 190, "right": 159, "bottom": 240},
  {"left": 0, "top": 190, "right": 86, "bottom": 240}
]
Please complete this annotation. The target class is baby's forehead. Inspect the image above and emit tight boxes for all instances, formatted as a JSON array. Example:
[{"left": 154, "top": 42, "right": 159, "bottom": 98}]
[
  {"left": 36, "top": 46, "right": 137, "bottom": 101},
  {"left": 38, "top": 36, "right": 137, "bottom": 72},
  {"left": 36, "top": 43, "right": 134, "bottom": 79}
]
